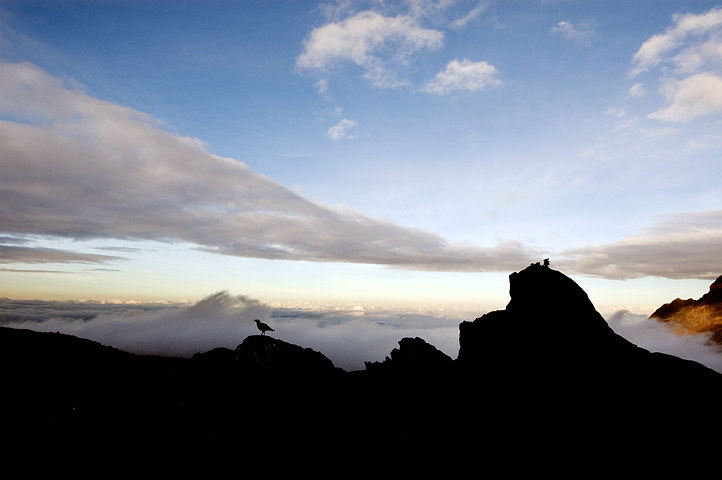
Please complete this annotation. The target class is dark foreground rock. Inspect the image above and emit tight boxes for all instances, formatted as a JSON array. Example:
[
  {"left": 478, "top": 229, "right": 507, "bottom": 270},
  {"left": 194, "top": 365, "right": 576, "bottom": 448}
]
[{"left": 3, "top": 264, "right": 721, "bottom": 473}]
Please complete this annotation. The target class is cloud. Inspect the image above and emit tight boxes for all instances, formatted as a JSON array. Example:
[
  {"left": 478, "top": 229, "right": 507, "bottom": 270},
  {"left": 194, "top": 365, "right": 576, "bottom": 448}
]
[
  {"left": 6, "top": 293, "right": 722, "bottom": 373},
  {"left": 314, "top": 78, "right": 329, "bottom": 96},
  {"left": 449, "top": 1, "right": 487, "bottom": 29},
  {"left": 630, "top": 7, "right": 722, "bottom": 124},
  {"left": 556, "top": 210, "right": 722, "bottom": 280},
  {"left": 404, "top": 0, "right": 458, "bottom": 21},
  {"left": 550, "top": 20, "right": 594, "bottom": 45},
  {"left": 630, "top": 6, "right": 722, "bottom": 77},
  {"left": 636, "top": 126, "right": 680, "bottom": 138},
  {"left": 423, "top": 58, "right": 501, "bottom": 95},
  {"left": 0, "top": 61, "right": 540, "bottom": 273},
  {"left": 5, "top": 62, "right": 717, "bottom": 281},
  {"left": 327, "top": 118, "right": 358, "bottom": 140},
  {"left": 628, "top": 82, "right": 646, "bottom": 98},
  {"left": 607, "top": 310, "right": 722, "bottom": 373},
  {"left": 1, "top": 292, "right": 464, "bottom": 370},
  {"left": 604, "top": 107, "right": 627, "bottom": 117},
  {"left": 647, "top": 73, "right": 722, "bottom": 122},
  {"left": 296, "top": 10, "right": 444, "bottom": 88},
  {"left": 0, "top": 245, "right": 124, "bottom": 264},
  {"left": 5, "top": 291, "right": 272, "bottom": 358}
]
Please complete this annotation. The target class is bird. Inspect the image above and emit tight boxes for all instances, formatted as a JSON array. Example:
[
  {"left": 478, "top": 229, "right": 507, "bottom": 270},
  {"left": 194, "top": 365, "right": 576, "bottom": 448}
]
[{"left": 254, "top": 319, "right": 274, "bottom": 336}]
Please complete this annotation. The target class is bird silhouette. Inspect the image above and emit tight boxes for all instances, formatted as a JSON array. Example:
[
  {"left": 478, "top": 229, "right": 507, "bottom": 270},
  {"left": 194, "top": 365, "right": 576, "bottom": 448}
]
[{"left": 254, "top": 319, "right": 274, "bottom": 336}]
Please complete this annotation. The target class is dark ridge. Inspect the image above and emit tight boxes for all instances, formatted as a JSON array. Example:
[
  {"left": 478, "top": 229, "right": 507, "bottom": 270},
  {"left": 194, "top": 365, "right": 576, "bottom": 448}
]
[{"left": 2, "top": 264, "right": 720, "bottom": 473}]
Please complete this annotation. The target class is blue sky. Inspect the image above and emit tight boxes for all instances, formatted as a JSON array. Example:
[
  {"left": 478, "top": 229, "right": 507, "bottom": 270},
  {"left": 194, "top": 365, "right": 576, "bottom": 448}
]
[{"left": 1, "top": 0, "right": 722, "bottom": 313}]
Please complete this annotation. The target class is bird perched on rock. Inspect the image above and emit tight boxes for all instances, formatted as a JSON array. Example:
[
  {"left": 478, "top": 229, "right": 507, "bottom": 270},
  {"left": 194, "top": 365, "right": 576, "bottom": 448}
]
[{"left": 254, "top": 319, "right": 274, "bottom": 335}]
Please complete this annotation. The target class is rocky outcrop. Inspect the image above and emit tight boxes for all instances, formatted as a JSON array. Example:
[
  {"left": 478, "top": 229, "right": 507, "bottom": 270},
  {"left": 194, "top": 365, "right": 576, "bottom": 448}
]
[
  {"left": 364, "top": 336, "right": 453, "bottom": 374},
  {"left": 460, "top": 264, "right": 721, "bottom": 391},
  {"left": 3, "top": 264, "right": 722, "bottom": 472},
  {"left": 650, "top": 274, "right": 722, "bottom": 337},
  {"left": 192, "top": 335, "right": 339, "bottom": 376}
]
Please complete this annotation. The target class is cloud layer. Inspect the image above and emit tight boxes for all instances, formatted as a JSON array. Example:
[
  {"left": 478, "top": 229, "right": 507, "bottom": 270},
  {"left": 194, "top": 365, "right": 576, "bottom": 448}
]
[
  {"left": 0, "top": 61, "right": 537, "bottom": 273},
  {"left": 557, "top": 210, "right": 722, "bottom": 280},
  {"left": 1, "top": 293, "right": 462, "bottom": 370},
  {"left": 5, "top": 294, "right": 721, "bottom": 373},
  {"left": 1, "top": 61, "right": 720, "bottom": 280}
]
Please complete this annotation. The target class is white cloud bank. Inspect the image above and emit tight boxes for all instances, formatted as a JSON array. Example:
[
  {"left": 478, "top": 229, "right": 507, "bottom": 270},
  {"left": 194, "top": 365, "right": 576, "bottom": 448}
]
[
  {"left": 423, "top": 58, "right": 501, "bottom": 95},
  {"left": 607, "top": 310, "right": 722, "bottom": 373},
  {"left": 2, "top": 292, "right": 462, "bottom": 370}
]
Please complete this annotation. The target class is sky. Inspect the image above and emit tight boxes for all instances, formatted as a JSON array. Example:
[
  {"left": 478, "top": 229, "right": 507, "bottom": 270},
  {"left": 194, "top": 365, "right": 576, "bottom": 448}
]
[{"left": 1, "top": 0, "right": 722, "bottom": 322}]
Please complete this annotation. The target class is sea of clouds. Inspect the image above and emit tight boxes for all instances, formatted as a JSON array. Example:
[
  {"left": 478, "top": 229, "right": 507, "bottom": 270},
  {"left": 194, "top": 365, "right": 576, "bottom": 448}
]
[
  {"left": 0, "top": 292, "right": 464, "bottom": 371},
  {"left": 2, "top": 292, "right": 721, "bottom": 372}
]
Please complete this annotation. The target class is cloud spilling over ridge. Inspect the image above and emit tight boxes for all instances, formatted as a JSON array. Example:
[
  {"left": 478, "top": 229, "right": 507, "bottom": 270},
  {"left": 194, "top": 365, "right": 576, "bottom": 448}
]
[
  {"left": 631, "top": 6, "right": 722, "bottom": 122},
  {"left": 0, "top": 61, "right": 538, "bottom": 273},
  {"left": 607, "top": 310, "right": 722, "bottom": 373}
]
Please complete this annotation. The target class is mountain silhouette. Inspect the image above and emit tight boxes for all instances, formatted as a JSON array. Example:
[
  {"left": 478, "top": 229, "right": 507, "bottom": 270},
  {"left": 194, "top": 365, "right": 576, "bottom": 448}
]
[{"left": 2, "top": 263, "right": 720, "bottom": 473}]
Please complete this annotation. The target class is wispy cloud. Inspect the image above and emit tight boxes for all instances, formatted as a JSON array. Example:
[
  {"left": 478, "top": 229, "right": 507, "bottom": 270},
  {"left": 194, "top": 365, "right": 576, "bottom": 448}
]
[
  {"left": 604, "top": 107, "right": 627, "bottom": 117},
  {"left": 631, "top": 7, "right": 722, "bottom": 123},
  {"left": 314, "top": 78, "right": 330, "bottom": 97},
  {"left": 296, "top": 10, "right": 444, "bottom": 88},
  {"left": 0, "top": 245, "right": 124, "bottom": 265},
  {"left": 449, "top": 1, "right": 487, "bottom": 29},
  {"left": 550, "top": 20, "right": 595, "bottom": 45},
  {"left": 628, "top": 82, "right": 646, "bottom": 98},
  {"left": 327, "top": 118, "right": 358, "bottom": 140},
  {"left": 423, "top": 58, "right": 501, "bottom": 95},
  {"left": 630, "top": 6, "right": 722, "bottom": 77}
]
